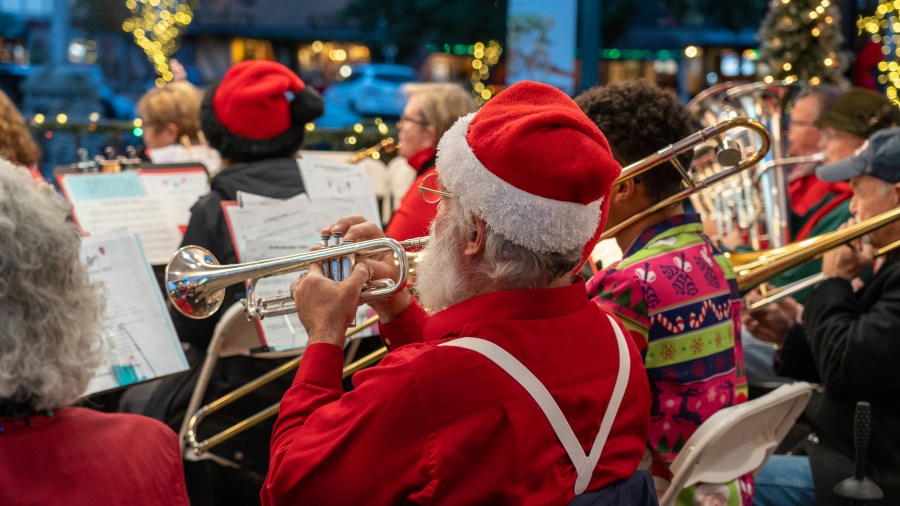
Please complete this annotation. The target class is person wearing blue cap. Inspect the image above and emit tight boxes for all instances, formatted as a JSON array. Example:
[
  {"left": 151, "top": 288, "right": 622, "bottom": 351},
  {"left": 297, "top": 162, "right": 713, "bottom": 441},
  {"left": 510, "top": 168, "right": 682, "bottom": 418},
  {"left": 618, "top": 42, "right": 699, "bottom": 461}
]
[{"left": 746, "top": 126, "right": 900, "bottom": 505}]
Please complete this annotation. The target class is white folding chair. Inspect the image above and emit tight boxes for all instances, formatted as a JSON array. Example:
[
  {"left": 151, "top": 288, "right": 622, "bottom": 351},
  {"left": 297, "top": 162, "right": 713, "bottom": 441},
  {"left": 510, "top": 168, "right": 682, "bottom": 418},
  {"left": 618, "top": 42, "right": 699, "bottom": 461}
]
[
  {"left": 658, "top": 381, "right": 815, "bottom": 506},
  {"left": 177, "top": 302, "right": 302, "bottom": 463}
]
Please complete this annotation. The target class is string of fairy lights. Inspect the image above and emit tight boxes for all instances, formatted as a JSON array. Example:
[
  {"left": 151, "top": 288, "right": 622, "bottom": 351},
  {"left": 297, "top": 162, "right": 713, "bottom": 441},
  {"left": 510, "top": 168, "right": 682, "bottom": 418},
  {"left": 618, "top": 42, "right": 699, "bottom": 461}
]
[
  {"left": 470, "top": 40, "right": 503, "bottom": 106},
  {"left": 121, "top": 0, "right": 196, "bottom": 87},
  {"left": 858, "top": 0, "right": 900, "bottom": 105}
]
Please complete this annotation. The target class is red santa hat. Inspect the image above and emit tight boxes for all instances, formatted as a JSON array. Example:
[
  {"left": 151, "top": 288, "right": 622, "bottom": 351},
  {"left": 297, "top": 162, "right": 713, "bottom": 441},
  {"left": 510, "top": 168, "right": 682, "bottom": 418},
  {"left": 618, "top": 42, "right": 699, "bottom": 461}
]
[
  {"left": 201, "top": 60, "right": 324, "bottom": 162},
  {"left": 436, "top": 80, "right": 621, "bottom": 266}
]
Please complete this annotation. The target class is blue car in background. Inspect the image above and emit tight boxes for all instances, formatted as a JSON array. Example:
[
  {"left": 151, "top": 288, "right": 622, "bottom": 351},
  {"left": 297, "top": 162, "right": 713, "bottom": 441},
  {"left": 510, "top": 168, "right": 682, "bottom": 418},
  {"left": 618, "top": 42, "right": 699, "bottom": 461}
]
[{"left": 323, "top": 64, "right": 419, "bottom": 118}]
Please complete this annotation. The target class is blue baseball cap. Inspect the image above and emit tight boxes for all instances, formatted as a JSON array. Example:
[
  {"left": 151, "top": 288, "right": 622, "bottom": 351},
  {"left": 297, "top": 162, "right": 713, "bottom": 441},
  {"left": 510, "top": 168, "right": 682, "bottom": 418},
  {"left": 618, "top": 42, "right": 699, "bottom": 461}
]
[{"left": 817, "top": 126, "right": 900, "bottom": 183}]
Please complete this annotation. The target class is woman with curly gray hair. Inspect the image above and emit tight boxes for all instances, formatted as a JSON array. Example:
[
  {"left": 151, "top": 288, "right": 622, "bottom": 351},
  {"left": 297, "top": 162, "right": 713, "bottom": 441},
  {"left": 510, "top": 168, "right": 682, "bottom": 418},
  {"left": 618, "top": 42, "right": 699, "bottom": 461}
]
[{"left": 0, "top": 163, "right": 190, "bottom": 505}]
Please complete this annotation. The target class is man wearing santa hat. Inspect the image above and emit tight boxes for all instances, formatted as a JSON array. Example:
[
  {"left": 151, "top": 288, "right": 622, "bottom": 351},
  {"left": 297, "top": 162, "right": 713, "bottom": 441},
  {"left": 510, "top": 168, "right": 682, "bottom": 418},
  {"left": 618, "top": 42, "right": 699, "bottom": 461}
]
[{"left": 261, "top": 81, "right": 653, "bottom": 505}]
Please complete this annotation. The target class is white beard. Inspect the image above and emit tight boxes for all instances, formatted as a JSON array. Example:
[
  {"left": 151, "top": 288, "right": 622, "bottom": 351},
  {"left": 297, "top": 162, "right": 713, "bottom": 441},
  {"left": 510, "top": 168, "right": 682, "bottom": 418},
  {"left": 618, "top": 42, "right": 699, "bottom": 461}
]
[{"left": 413, "top": 210, "right": 475, "bottom": 315}]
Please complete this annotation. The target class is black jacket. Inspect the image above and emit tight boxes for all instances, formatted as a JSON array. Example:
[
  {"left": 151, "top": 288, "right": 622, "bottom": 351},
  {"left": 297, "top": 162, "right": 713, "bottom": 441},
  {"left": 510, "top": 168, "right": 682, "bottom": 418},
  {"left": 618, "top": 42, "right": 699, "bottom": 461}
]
[
  {"left": 174, "top": 157, "right": 306, "bottom": 349},
  {"left": 147, "top": 158, "right": 306, "bottom": 479},
  {"left": 776, "top": 253, "right": 900, "bottom": 505}
]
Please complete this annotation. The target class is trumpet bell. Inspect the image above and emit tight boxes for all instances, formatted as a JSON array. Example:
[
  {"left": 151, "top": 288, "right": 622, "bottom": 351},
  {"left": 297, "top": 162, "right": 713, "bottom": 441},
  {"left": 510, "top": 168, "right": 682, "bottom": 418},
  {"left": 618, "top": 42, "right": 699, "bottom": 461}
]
[{"left": 166, "top": 246, "right": 226, "bottom": 319}]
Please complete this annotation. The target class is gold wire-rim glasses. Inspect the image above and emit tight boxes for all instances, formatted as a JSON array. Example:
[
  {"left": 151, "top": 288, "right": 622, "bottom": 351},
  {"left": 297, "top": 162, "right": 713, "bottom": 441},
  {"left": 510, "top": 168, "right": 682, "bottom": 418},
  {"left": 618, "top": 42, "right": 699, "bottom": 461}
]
[{"left": 417, "top": 172, "right": 454, "bottom": 204}]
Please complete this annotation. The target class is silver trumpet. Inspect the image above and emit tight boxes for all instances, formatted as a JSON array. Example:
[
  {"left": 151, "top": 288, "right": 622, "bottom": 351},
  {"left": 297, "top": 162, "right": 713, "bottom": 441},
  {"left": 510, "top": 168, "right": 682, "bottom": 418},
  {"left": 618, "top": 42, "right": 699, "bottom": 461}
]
[{"left": 166, "top": 236, "right": 428, "bottom": 320}]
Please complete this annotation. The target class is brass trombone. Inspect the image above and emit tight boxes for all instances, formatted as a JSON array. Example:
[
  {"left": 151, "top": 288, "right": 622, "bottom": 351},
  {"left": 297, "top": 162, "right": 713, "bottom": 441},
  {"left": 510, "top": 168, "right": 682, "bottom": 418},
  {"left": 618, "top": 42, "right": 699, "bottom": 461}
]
[
  {"left": 727, "top": 206, "right": 900, "bottom": 294},
  {"left": 599, "top": 116, "right": 770, "bottom": 240},
  {"left": 745, "top": 235, "right": 900, "bottom": 313},
  {"left": 183, "top": 316, "right": 385, "bottom": 458}
]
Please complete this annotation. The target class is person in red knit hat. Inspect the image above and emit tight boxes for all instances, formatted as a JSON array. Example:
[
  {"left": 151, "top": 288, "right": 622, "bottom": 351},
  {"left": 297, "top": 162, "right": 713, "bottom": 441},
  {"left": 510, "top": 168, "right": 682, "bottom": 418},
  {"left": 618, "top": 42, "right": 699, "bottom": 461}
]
[
  {"left": 384, "top": 82, "right": 476, "bottom": 241},
  {"left": 261, "top": 81, "right": 653, "bottom": 505},
  {"left": 126, "top": 60, "right": 324, "bottom": 506}
]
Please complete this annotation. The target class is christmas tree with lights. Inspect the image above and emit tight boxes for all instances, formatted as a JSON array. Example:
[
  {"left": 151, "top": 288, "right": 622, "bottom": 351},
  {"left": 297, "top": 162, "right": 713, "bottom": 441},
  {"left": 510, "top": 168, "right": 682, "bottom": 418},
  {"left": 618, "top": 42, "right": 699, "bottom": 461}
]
[{"left": 757, "top": 0, "right": 848, "bottom": 85}]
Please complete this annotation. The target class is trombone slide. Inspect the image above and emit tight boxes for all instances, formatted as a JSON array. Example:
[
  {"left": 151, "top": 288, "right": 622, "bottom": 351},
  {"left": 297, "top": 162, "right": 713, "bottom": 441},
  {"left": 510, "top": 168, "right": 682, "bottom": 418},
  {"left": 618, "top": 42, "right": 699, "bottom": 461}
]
[
  {"left": 731, "top": 207, "right": 900, "bottom": 295},
  {"left": 746, "top": 237, "right": 900, "bottom": 312}
]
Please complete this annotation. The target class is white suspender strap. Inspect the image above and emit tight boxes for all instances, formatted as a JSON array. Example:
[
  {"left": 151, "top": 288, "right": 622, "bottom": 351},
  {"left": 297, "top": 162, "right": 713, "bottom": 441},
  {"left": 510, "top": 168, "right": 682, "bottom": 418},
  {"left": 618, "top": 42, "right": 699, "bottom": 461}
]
[{"left": 439, "top": 314, "right": 631, "bottom": 495}]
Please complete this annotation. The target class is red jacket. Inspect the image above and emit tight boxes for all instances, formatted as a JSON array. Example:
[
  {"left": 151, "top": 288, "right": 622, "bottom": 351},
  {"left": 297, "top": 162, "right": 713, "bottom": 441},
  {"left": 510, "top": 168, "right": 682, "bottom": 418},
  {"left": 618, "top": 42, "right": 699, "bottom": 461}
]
[
  {"left": 385, "top": 147, "right": 438, "bottom": 241},
  {"left": 0, "top": 407, "right": 189, "bottom": 506},
  {"left": 262, "top": 279, "right": 650, "bottom": 505}
]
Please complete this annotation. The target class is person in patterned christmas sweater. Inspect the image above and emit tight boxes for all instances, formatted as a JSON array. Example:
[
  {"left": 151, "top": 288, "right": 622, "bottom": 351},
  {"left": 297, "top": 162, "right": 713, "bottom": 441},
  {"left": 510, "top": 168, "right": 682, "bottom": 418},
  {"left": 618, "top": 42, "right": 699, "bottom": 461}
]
[{"left": 576, "top": 80, "right": 750, "bottom": 505}]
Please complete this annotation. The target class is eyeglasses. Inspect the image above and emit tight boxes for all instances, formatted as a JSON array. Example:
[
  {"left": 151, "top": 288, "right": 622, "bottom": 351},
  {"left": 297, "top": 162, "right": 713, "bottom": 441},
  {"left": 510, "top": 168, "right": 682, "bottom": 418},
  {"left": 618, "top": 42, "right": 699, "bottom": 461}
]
[
  {"left": 417, "top": 172, "right": 453, "bottom": 204},
  {"left": 399, "top": 114, "right": 429, "bottom": 127}
]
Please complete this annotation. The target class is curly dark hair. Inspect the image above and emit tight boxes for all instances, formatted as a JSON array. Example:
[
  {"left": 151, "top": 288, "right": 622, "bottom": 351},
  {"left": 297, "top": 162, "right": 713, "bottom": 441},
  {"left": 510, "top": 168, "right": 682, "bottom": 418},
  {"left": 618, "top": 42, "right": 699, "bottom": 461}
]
[
  {"left": 575, "top": 80, "right": 693, "bottom": 202},
  {"left": 0, "top": 89, "right": 40, "bottom": 166}
]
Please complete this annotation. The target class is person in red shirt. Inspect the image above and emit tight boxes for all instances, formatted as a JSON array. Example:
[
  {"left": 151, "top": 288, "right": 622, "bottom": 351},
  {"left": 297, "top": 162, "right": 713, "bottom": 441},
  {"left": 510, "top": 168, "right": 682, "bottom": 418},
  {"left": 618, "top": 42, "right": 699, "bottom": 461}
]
[
  {"left": 385, "top": 83, "right": 476, "bottom": 241},
  {"left": 261, "top": 81, "right": 652, "bottom": 505},
  {"left": 0, "top": 165, "right": 189, "bottom": 506}
]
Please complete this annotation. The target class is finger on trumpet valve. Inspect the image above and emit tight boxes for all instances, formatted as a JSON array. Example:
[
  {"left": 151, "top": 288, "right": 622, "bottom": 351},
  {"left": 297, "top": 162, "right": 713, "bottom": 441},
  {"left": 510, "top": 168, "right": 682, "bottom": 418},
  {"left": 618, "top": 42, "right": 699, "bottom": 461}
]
[
  {"left": 328, "top": 232, "right": 343, "bottom": 281},
  {"left": 321, "top": 233, "right": 332, "bottom": 278}
]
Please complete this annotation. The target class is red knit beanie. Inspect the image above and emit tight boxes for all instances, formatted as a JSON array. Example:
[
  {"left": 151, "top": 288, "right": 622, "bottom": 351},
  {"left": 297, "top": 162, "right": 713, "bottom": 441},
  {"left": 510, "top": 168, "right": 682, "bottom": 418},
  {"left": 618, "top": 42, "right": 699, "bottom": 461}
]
[
  {"left": 436, "top": 81, "right": 621, "bottom": 267},
  {"left": 201, "top": 60, "right": 324, "bottom": 162}
]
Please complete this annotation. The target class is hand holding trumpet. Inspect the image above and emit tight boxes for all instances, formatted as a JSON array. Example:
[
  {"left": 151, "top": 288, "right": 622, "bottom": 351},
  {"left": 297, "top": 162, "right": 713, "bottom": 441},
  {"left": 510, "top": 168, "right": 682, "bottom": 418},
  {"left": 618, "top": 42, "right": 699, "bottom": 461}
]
[
  {"left": 318, "top": 215, "right": 415, "bottom": 323},
  {"left": 291, "top": 262, "right": 372, "bottom": 347}
]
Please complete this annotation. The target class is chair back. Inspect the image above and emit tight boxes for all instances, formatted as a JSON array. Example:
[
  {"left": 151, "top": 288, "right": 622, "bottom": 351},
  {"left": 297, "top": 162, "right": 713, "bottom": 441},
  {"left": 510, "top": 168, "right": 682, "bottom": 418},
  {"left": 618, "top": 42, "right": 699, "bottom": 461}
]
[
  {"left": 177, "top": 302, "right": 300, "bottom": 452},
  {"left": 658, "top": 381, "right": 814, "bottom": 506}
]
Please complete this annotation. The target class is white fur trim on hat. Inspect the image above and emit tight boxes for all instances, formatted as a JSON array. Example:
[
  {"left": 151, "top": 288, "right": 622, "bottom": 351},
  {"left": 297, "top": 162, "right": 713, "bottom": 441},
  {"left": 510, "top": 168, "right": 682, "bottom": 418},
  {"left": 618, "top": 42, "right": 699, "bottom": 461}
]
[{"left": 436, "top": 113, "right": 603, "bottom": 253}]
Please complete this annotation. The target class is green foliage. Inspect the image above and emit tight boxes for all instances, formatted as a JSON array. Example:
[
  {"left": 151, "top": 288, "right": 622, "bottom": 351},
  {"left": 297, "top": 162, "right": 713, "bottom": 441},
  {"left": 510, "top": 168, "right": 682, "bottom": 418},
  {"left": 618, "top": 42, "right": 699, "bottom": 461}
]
[{"left": 757, "top": 0, "right": 848, "bottom": 84}]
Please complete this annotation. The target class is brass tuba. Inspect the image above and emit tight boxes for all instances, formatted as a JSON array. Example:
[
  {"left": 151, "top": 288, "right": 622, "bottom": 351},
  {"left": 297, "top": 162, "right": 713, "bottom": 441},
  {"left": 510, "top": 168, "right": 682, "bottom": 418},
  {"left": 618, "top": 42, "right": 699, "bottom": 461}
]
[{"left": 689, "top": 81, "right": 807, "bottom": 250}]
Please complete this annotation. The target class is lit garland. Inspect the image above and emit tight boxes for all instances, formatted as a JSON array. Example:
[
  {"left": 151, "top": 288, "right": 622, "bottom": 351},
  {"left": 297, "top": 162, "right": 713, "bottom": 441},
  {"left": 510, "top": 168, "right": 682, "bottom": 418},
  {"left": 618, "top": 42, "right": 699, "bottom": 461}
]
[
  {"left": 858, "top": 1, "right": 900, "bottom": 105},
  {"left": 121, "top": 0, "right": 196, "bottom": 87},
  {"left": 470, "top": 40, "right": 502, "bottom": 106},
  {"left": 757, "top": 0, "right": 847, "bottom": 85}
]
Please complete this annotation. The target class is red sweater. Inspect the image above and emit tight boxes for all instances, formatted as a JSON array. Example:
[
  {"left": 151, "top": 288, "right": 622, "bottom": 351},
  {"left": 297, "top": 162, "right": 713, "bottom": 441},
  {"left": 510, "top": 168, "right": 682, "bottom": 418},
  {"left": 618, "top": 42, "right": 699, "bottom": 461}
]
[
  {"left": 0, "top": 407, "right": 189, "bottom": 506},
  {"left": 262, "top": 279, "right": 650, "bottom": 505},
  {"left": 385, "top": 147, "right": 438, "bottom": 241}
]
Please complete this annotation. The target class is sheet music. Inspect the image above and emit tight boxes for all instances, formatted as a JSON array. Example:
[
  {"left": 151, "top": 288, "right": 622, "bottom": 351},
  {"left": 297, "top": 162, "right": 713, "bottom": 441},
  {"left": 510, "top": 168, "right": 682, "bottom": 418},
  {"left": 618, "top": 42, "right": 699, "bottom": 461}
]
[
  {"left": 68, "top": 196, "right": 183, "bottom": 265},
  {"left": 58, "top": 170, "right": 210, "bottom": 265},
  {"left": 224, "top": 195, "right": 321, "bottom": 264},
  {"left": 80, "top": 232, "right": 188, "bottom": 397},
  {"left": 60, "top": 171, "right": 144, "bottom": 200},
  {"left": 237, "top": 191, "right": 309, "bottom": 208},
  {"left": 139, "top": 169, "right": 210, "bottom": 227},
  {"left": 298, "top": 156, "right": 381, "bottom": 224},
  {"left": 223, "top": 163, "right": 383, "bottom": 350}
]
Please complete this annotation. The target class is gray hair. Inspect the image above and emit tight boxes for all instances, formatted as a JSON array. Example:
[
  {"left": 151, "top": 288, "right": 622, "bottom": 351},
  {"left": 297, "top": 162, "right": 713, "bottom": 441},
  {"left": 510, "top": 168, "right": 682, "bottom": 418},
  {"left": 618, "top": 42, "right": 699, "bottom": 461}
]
[
  {"left": 0, "top": 165, "right": 104, "bottom": 411},
  {"left": 448, "top": 199, "right": 582, "bottom": 289},
  {"left": 403, "top": 83, "right": 477, "bottom": 141}
]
